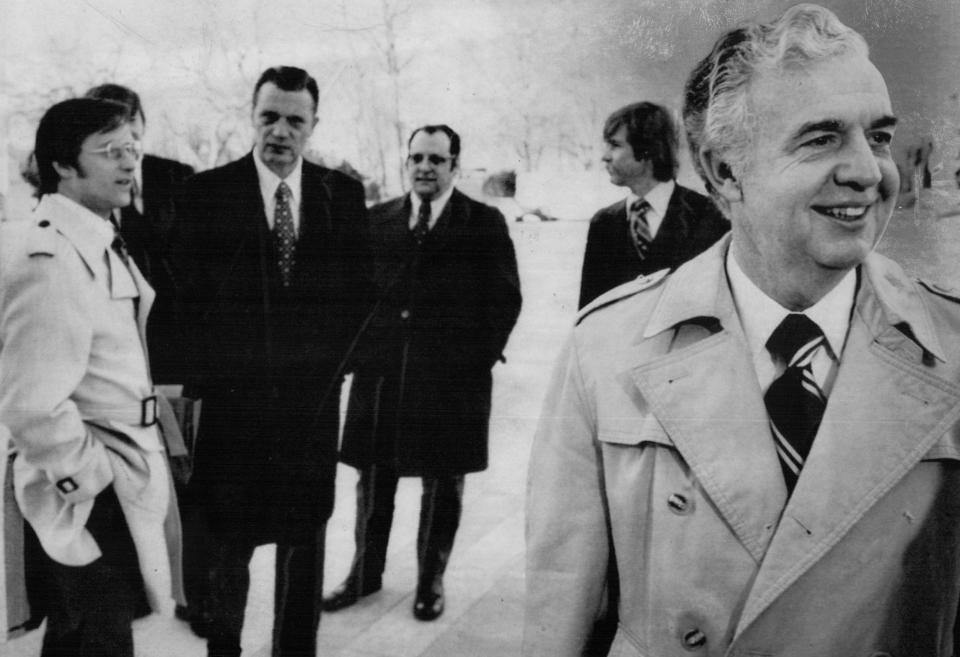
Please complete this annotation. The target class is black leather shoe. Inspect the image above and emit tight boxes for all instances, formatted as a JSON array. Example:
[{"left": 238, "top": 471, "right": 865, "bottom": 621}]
[
  {"left": 322, "top": 577, "right": 383, "bottom": 612},
  {"left": 412, "top": 580, "right": 445, "bottom": 621}
]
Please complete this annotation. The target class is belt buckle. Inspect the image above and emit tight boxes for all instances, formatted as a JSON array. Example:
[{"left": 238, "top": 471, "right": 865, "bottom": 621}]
[{"left": 141, "top": 395, "right": 158, "bottom": 427}]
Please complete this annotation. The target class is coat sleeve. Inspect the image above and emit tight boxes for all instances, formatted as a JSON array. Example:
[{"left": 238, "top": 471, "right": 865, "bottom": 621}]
[
  {"left": 0, "top": 240, "right": 113, "bottom": 505},
  {"left": 524, "top": 331, "right": 608, "bottom": 657},
  {"left": 578, "top": 211, "right": 607, "bottom": 310},
  {"left": 480, "top": 207, "right": 522, "bottom": 366}
]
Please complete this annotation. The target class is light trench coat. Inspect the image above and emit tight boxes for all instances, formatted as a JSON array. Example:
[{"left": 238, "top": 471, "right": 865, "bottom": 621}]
[
  {"left": 0, "top": 194, "right": 181, "bottom": 616},
  {"left": 525, "top": 236, "right": 960, "bottom": 657}
]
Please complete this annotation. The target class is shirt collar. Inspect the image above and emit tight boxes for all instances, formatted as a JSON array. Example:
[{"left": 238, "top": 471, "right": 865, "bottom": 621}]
[
  {"left": 628, "top": 179, "right": 674, "bottom": 217},
  {"left": 642, "top": 234, "right": 945, "bottom": 363},
  {"left": 627, "top": 179, "right": 674, "bottom": 236},
  {"left": 725, "top": 248, "right": 855, "bottom": 360},
  {"left": 38, "top": 193, "right": 115, "bottom": 266},
  {"left": 410, "top": 186, "right": 456, "bottom": 227},
  {"left": 254, "top": 153, "right": 303, "bottom": 208}
]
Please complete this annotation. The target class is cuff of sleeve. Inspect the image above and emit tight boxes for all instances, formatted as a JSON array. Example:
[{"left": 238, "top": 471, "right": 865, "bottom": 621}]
[{"left": 52, "top": 440, "right": 114, "bottom": 504}]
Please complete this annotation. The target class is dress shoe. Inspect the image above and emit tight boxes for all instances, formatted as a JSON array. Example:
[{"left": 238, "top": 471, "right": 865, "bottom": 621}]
[
  {"left": 412, "top": 579, "right": 445, "bottom": 621},
  {"left": 321, "top": 577, "right": 382, "bottom": 612}
]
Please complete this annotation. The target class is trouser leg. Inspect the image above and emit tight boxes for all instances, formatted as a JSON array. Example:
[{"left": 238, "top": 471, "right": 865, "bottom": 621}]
[
  {"left": 416, "top": 474, "right": 464, "bottom": 591},
  {"left": 347, "top": 464, "right": 399, "bottom": 589},
  {"left": 35, "top": 486, "right": 139, "bottom": 657},
  {"left": 272, "top": 525, "right": 326, "bottom": 657},
  {"left": 204, "top": 535, "right": 256, "bottom": 657}
]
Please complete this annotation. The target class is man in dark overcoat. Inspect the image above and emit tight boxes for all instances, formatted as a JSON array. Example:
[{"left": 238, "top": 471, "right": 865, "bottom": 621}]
[
  {"left": 578, "top": 101, "right": 728, "bottom": 309},
  {"left": 323, "top": 124, "right": 522, "bottom": 621},
  {"left": 173, "top": 66, "right": 372, "bottom": 657}
]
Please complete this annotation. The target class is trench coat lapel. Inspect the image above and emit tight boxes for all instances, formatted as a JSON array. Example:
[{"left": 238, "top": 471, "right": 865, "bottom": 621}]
[
  {"left": 630, "top": 237, "right": 788, "bottom": 562},
  {"left": 734, "top": 258, "right": 960, "bottom": 636},
  {"left": 127, "top": 260, "right": 155, "bottom": 357}
]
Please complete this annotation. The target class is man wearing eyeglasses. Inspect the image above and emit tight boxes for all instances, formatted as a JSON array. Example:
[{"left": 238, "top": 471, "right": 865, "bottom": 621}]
[
  {"left": 323, "top": 124, "right": 522, "bottom": 621},
  {"left": 0, "top": 98, "right": 180, "bottom": 656},
  {"left": 173, "top": 66, "right": 372, "bottom": 657}
]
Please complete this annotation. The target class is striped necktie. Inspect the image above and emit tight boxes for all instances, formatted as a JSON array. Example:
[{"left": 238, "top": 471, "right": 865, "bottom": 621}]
[
  {"left": 628, "top": 198, "right": 652, "bottom": 258},
  {"left": 274, "top": 181, "right": 296, "bottom": 286},
  {"left": 764, "top": 313, "right": 827, "bottom": 493}
]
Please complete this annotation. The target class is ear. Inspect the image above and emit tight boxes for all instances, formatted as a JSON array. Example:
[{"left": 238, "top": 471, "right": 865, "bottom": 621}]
[
  {"left": 52, "top": 161, "right": 77, "bottom": 181},
  {"left": 699, "top": 148, "right": 741, "bottom": 203}
]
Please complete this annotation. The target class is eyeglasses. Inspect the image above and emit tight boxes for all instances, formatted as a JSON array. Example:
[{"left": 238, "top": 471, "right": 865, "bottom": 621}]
[
  {"left": 86, "top": 141, "right": 143, "bottom": 161},
  {"left": 408, "top": 153, "right": 451, "bottom": 166}
]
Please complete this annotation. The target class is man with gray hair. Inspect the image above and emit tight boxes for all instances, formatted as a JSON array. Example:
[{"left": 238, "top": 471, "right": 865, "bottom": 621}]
[{"left": 525, "top": 4, "right": 960, "bottom": 655}]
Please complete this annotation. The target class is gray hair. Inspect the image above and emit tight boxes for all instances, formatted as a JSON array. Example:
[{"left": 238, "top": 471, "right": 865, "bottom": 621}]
[{"left": 682, "top": 4, "right": 869, "bottom": 205}]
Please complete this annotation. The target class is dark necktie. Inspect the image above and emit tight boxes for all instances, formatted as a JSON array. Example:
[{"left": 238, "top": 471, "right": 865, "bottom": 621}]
[
  {"left": 628, "top": 199, "right": 652, "bottom": 258},
  {"left": 108, "top": 215, "right": 131, "bottom": 269},
  {"left": 764, "top": 313, "right": 827, "bottom": 493},
  {"left": 274, "top": 181, "right": 296, "bottom": 286},
  {"left": 414, "top": 200, "right": 431, "bottom": 244}
]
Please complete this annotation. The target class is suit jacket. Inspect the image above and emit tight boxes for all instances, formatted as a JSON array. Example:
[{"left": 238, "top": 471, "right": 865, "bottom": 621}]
[
  {"left": 577, "top": 183, "right": 728, "bottom": 309},
  {"left": 120, "top": 153, "right": 195, "bottom": 384},
  {"left": 526, "top": 235, "right": 960, "bottom": 656},
  {"left": 0, "top": 194, "right": 180, "bottom": 613},
  {"left": 340, "top": 189, "right": 522, "bottom": 476},
  {"left": 174, "top": 153, "right": 372, "bottom": 543}
]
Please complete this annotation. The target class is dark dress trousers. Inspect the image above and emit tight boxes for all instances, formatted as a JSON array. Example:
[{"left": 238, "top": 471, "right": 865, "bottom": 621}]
[
  {"left": 577, "top": 184, "right": 728, "bottom": 309},
  {"left": 120, "top": 154, "right": 195, "bottom": 384},
  {"left": 174, "top": 153, "right": 372, "bottom": 657},
  {"left": 338, "top": 189, "right": 522, "bottom": 593}
]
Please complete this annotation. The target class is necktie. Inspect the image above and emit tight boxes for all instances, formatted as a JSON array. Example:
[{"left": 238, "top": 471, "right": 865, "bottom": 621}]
[
  {"left": 274, "top": 181, "right": 296, "bottom": 286},
  {"left": 628, "top": 199, "right": 652, "bottom": 258},
  {"left": 414, "top": 200, "right": 431, "bottom": 244},
  {"left": 112, "top": 232, "right": 131, "bottom": 269},
  {"left": 764, "top": 313, "right": 827, "bottom": 493},
  {"left": 108, "top": 215, "right": 131, "bottom": 269}
]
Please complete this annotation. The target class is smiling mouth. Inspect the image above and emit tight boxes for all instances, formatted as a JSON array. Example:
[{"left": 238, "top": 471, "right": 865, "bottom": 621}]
[{"left": 814, "top": 205, "right": 870, "bottom": 221}]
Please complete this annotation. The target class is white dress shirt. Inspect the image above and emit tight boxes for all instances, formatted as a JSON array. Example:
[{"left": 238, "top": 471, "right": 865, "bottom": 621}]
[
  {"left": 626, "top": 179, "right": 675, "bottom": 240},
  {"left": 254, "top": 154, "right": 304, "bottom": 236},
  {"left": 409, "top": 186, "right": 455, "bottom": 231},
  {"left": 726, "top": 249, "right": 856, "bottom": 396}
]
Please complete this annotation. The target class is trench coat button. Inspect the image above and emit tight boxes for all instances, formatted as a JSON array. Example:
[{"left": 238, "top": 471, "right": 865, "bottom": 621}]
[
  {"left": 681, "top": 627, "right": 707, "bottom": 650},
  {"left": 667, "top": 493, "right": 693, "bottom": 514},
  {"left": 400, "top": 309, "right": 411, "bottom": 320}
]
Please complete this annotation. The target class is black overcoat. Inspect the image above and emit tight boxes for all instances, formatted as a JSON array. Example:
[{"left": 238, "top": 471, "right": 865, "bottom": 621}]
[
  {"left": 173, "top": 153, "right": 372, "bottom": 543},
  {"left": 577, "top": 183, "right": 728, "bottom": 308},
  {"left": 341, "top": 189, "right": 522, "bottom": 476}
]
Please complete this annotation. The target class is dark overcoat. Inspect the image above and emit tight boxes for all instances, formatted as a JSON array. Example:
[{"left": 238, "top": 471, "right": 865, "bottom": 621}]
[
  {"left": 341, "top": 189, "right": 522, "bottom": 476},
  {"left": 173, "top": 154, "right": 372, "bottom": 544},
  {"left": 121, "top": 154, "right": 195, "bottom": 384},
  {"left": 577, "top": 183, "right": 728, "bottom": 309}
]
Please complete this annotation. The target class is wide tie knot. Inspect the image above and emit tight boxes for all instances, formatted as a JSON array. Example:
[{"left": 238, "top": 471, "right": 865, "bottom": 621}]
[
  {"left": 629, "top": 198, "right": 651, "bottom": 217},
  {"left": 276, "top": 181, "right": 291, "bottom": 202},
  {"left": 766, "top": 313, "right": 824, "bottom": 365}
]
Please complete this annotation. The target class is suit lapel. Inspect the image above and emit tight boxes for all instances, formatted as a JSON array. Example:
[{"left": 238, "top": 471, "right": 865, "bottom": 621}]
[
  {"left": 648, "top": 187, "right": 689, "bottom": 253},
  {"left": 734, "top": 271, "right": 960, "bottom": 637},
  {"left": 128, "top": 260, "right": 156, "bottom": 355},
  {"left": 423, "top": 189, "right": 466, "bottom": 253}
]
